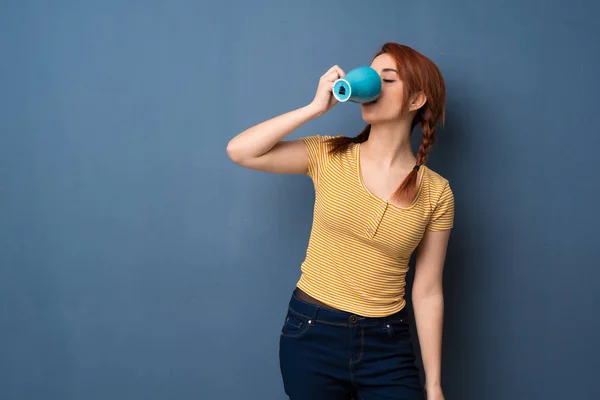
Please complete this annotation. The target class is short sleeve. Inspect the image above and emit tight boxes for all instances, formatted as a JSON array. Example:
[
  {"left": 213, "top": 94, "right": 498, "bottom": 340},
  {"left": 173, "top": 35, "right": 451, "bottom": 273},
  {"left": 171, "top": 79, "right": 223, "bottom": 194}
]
[
  {"left": 301, "top": 134, "right": 333, "bottom": 186},
  {"left": 426, "top": 182, "right": 455, "bottom": 231}
]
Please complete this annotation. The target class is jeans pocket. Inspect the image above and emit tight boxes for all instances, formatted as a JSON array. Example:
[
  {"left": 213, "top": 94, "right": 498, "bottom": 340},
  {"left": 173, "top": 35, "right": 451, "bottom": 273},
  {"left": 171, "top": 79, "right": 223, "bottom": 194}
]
[
  {"left": 384, "top": 318, "right": 411, "bottom": 342},
  {"left": 281, "top": 309, "right": 311, "bottom": 338}
]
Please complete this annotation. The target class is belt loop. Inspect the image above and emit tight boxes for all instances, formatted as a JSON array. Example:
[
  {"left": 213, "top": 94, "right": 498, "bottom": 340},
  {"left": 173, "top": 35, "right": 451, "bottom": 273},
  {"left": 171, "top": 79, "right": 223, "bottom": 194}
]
[{"left": 309, "top": 306, "right": 320, "bottom": 325}]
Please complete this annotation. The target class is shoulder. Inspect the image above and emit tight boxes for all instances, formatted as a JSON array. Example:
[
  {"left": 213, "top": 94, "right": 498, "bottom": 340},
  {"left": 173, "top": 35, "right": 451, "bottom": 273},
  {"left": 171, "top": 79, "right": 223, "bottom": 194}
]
[
  {"left": 301, "top": 134, "right": 348, "bottom": 160},
  {"left": 300, "top": 134, "right": 347, "bottom": 181},
  {"left": 301, "top": 134, "right": 342, "bottom": 150},
  {"left": 423, "top": 166, "right": 450, "bottom": 188},
  {"left": 422, "top": 166, "right": 454, "bottom": 202},
  {"left": 422, "top": 166, "right": 455, "bottom": 229}
]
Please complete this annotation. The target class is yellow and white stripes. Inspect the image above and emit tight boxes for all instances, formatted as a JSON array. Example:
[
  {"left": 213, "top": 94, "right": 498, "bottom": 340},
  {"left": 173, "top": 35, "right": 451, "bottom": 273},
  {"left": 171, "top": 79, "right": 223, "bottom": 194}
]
[{"left": 296, "top": 134, "right": 454, "bottom": 317}]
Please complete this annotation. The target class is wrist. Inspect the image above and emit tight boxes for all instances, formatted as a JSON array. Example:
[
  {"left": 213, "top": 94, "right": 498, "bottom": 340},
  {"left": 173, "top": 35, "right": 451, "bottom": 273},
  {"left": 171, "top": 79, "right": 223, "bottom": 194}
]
[{"left": 304, "top": 102, "right": 324, "bottom": 119}]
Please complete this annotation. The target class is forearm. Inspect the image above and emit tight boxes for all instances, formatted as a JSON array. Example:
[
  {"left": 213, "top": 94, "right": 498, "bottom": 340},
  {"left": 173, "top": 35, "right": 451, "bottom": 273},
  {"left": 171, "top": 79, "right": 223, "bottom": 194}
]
[
  {"left": 226, "top": 104, "right": 319, "bottom": 161},
  {"left": 412, "top": 291, "right": 444, "bottom": 389}
]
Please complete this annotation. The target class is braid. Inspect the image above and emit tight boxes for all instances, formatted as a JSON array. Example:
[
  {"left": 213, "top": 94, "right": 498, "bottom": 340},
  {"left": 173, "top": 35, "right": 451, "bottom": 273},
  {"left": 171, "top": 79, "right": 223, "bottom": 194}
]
[
  {"left": 392, "top": 109, "right": 438, "bottom": 203},
  {"left": 416, "top": 110, "right": 437, "bottom": 166}
]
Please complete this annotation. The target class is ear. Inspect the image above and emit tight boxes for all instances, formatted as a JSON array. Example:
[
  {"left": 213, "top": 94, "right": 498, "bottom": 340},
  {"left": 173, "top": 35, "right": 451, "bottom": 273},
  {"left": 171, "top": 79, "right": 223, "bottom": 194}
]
[{"left": 409, "top": 91, "right": 427, "bottom": 112}]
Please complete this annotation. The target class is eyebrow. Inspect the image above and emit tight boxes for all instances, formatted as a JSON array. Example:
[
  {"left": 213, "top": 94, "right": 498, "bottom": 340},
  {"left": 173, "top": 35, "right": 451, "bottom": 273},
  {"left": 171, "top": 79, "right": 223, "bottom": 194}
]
[{"left": 382, "top": 68, "right": 399, "bottom": 73}]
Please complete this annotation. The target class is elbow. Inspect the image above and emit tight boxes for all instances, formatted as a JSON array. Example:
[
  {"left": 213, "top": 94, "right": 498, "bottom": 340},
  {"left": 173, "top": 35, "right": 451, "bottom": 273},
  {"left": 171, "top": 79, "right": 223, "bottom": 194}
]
[
  {"left": 412, "top": 282, "right": 443, "bottom": 301},
  {"left": 226, "top": 139, "right": 243, "bottom": 165}
]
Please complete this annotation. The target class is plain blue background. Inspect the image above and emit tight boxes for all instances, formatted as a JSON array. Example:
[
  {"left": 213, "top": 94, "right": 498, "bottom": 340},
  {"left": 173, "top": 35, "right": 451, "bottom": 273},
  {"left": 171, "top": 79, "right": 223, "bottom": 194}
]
[{"left": 1, "top": 1, "right": 599, "bottom": 399}]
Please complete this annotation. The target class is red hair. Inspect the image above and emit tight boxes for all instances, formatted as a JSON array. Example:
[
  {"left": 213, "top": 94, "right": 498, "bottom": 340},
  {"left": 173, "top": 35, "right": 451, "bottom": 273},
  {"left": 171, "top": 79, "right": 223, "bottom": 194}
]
[{"left": 327, "top": 43, "right": 446, "bottom": 203}]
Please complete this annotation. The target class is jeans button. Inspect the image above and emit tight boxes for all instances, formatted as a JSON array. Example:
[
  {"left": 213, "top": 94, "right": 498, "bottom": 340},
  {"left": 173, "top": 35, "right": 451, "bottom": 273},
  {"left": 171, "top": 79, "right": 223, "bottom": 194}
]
[{"left": 349, "top": 315, "right": 358, "bottom": 324}]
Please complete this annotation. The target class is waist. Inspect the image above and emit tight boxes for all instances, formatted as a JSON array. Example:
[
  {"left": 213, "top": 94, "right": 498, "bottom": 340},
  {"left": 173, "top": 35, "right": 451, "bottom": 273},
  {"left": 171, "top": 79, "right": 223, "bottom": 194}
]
[
  {"left": 290, "top": 287, "right": 407, "bottom": 326},
  {"left": 295, "top": 270, "right": 408, "bottom": 317},
  {"left": 294, "top": 287, "right": 338, "bottom": 310}
]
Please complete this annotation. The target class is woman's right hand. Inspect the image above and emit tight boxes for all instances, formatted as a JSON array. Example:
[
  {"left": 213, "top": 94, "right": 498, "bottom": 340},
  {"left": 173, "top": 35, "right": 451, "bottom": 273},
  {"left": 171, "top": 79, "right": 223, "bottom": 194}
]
[
  {"left": 226, "top": 65, "right": 345, "bottom": 174},
  {"left": 308, "top": 65, "right": 345, "bottom": 117}
]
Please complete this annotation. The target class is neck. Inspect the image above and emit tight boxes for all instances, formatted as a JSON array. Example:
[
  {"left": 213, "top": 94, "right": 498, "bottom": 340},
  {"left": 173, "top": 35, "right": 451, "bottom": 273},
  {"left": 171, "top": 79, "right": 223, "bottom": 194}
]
[{"left": 362, "top": 120, "right": 415, "bottom": 168}]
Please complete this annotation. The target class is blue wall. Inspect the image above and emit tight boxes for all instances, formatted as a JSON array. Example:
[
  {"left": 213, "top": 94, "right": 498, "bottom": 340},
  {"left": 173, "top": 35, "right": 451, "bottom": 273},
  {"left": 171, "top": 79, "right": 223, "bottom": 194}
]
[{"left": 1, "top": 1, "right": 599, "bottom": 399}]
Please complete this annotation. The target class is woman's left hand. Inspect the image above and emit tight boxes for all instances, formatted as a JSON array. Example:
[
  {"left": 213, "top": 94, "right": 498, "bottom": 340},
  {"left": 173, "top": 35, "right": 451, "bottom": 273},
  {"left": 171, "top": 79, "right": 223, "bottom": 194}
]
[{"left": 425, "top": 385, "right": 445, "bottom": 400}]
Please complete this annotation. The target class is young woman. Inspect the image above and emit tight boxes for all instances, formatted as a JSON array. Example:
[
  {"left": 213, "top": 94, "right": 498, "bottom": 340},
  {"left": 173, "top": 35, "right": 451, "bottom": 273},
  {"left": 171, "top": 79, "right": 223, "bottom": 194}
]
[{"left": 227, "top": 42, "right": 454, "bottom": 400}]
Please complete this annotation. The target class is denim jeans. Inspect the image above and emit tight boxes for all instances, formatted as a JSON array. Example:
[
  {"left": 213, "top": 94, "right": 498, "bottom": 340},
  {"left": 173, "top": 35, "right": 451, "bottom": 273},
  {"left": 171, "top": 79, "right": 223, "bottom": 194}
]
[{"left": 279, "top": 290, "right": 424, "bottom": 400}]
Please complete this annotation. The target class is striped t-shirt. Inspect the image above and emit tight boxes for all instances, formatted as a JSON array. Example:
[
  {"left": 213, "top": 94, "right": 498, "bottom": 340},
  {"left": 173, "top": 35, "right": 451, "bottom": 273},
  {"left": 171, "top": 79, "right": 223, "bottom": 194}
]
[{"left": 297, "top": 134, "right": 454, "bottom": 317}]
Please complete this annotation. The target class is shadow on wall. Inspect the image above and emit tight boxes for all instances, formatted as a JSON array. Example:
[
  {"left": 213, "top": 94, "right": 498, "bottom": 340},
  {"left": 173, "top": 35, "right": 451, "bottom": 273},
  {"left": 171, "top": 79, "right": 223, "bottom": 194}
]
[{"left": 404, "top": 77, "right": 492, "bottom": 398}]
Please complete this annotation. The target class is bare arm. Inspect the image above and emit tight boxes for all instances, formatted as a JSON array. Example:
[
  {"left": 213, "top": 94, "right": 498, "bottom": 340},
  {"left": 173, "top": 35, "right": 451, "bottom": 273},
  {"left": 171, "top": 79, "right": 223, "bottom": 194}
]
[
  {"left": 412, "top": 228, "right": 451, "bottom": 399},
  {"left": 226, "top": 105, "right": 320, "bottom": 174},
  {"left": 226, "top": 65, "right": 345, "bottom": 174}
]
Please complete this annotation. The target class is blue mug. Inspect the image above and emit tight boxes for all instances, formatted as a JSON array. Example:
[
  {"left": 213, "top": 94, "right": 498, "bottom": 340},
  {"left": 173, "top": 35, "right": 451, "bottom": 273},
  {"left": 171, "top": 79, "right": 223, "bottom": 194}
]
[{"left": 332, "top": 66, "right": 382, "bottom": 103}]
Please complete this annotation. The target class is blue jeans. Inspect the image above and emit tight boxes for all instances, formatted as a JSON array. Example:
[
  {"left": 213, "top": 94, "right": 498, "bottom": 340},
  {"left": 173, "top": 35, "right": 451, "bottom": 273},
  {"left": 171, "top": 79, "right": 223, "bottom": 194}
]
[{"left": 279, "top": 290, "right": 424, "bottom": 400}]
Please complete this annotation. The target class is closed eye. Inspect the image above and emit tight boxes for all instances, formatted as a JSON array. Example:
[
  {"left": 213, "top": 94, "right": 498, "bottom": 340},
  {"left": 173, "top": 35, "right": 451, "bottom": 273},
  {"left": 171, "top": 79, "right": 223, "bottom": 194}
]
[{"left": 383, "top": 79, "right": 395, "bottom": 83}]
